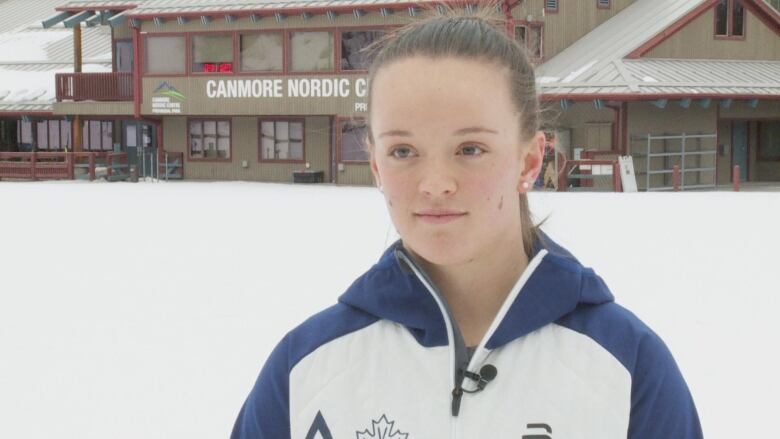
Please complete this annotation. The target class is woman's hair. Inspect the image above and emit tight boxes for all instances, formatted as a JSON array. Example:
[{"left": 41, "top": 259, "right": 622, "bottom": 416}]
[{"left": 361, "top": 1, "right": 549, "bottom": 258}]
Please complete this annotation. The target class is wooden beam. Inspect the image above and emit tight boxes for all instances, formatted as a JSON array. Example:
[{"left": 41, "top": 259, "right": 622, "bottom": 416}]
[
  {"left": 63, "top": 11, "right": 93, "bottom": 28},
  {"left": 41, "top": 11, "right": 72, "bottom": 28}
]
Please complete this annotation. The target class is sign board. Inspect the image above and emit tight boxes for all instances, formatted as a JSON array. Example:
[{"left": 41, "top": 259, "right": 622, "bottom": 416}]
[{"left": 619, "top": 155, "right": 638, "bottom": 192}]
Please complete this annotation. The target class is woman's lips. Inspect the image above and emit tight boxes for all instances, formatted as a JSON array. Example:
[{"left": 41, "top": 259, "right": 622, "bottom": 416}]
[{"left": 414, "top": 212, "right": 467, "bottom": 224}]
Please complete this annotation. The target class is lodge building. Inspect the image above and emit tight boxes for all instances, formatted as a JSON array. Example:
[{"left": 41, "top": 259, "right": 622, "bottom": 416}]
[{"left": 0, "top": 0, "right": 778, "bottom": 190}]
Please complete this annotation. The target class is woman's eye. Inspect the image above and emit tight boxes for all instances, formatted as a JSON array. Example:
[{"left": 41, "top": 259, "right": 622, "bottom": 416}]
[
  {"left": 459, "top": 144, "right": 486, "bottom": 156},
  {"left": 389, "top": 146, "right": 415, "bottom": 159}
]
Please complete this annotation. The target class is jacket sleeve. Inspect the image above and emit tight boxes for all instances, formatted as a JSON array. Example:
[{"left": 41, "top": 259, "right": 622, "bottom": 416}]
[
  {"left": 628, "top": 330, "right": 703, "bottom": 438},
  {"left": 230, "top": 333, "right": 291, "bottom": 439}
]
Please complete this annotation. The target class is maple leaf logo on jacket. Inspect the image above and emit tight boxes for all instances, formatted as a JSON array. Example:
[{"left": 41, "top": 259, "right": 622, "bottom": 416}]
[{"left": 356, "top": 415, "right": 409, "bottom": 439}]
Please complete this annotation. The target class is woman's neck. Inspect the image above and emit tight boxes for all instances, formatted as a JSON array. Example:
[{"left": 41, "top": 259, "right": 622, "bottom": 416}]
[{"left": 411, "top": 234, "right": 530, "bottom": 347}]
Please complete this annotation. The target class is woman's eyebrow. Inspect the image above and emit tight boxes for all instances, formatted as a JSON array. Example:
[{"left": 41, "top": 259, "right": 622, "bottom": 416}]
[{"left": 378, "top": 126, "right": 498, "bottom": 138}]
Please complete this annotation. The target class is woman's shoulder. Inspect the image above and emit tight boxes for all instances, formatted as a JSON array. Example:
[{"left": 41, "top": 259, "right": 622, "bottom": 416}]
[
  {"left": 282, "top": 302, "right": 381, "bottom": 368},
  {"left": 556, "top": 300, "right": 677, "bottom": 375}
]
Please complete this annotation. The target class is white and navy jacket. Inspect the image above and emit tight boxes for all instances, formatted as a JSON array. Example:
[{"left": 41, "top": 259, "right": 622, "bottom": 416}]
[{"left": 231, "top": 231, "right": 703, "bottom": 438}]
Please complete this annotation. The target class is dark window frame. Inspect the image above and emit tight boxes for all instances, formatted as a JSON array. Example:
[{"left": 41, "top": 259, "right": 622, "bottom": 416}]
[
  {"left": 288, "top": 30, "right": 336, "bottom": 74},
  {"left": 143, "top": 33, "right": 188, "bottom": 77},
  {"left": 544, "top": 0, "right": 559, "bottom": 13},
  {"left": 714, "top": 0, "right": 747, "bottom": 40},
  {"left": 338, "top": 117, "right": 370, "bottom": 164},
  {"left": 187, "top": 117, "right": 233, "bottom": 162},
  {"left": 514, "top": 22, "right": 544, "bottom": 61},
  {"left": 238, "top": 30, "right": 285, "bottom": 74},
  {"left": 258, "top": 116, "right": 306, "bottom": 164},
  {"left": 141, "top": 25, "right": 401, "bottom": 78},
  {"left": 16, "top": 119, "right": 72, "bottom": 151},
  {"left": 190, "top": 32, "right": 236, "bottom": 75},
  {"left": 338, "top": 27, "right": 390, "bottom": 73},
  {"left": 81, "top": 120, "right": 114, "bottom": 151},
  {"left": 757, "top": 120, "right": 780, "bottom": 162}
]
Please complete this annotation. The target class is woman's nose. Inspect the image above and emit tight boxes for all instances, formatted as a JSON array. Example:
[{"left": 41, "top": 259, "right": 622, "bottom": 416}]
[{"left": 418, "top": 158, "right": 457, "bottom": 197}]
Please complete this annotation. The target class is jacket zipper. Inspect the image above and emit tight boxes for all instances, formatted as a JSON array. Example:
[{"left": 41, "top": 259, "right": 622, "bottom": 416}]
[
  {"left": 394, "top": 250, "right": 467, "bottom": 405},
  {"left": 395, "top": 245, "right": 550, "bottom": 424}
]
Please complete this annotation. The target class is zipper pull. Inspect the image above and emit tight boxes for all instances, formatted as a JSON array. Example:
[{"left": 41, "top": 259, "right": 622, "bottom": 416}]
[{"left": 451, "top": 386, "right": 463, "bottom": 416}]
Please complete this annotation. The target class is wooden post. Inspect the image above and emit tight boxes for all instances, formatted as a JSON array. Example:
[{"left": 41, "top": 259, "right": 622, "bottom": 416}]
[
  {"left": 612, "top": 162, "right": 622, "bottom": 192},
  {"left": 733, "top": 165, "right": 740, "bottom": 192},
  {"left": 74, "top": 115, "right": 82, "bottom": 152},
  {"left": 672, "top": 165, "right": 680, "bottom": 191},
  {"left": 89, "top": 153, "right": 95, "bottom": 181},
  {"left": 74, "top": 24, "right": 82, "bottom": 73},
  {"left": 31, "top": 151, "right": 37, "bottom": 181}
]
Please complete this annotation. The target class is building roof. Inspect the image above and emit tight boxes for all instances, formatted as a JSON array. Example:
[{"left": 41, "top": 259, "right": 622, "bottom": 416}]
[
  {"left": 55, "top": 0, "right": 438, "bottom": 16},
  {"left": 539, "top": 58, "right": 780, "bottom": 99},
  {"left": 537, "top": 0, "right": 780, "bottom": 100},
  {"left": 0, "top": 0, "right": 112, "bottom": 114}
]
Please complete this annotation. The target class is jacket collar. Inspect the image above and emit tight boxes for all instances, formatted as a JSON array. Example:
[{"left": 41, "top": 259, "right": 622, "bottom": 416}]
[{"left": 338, "top": 230, "right": 614, "bottom": 350}]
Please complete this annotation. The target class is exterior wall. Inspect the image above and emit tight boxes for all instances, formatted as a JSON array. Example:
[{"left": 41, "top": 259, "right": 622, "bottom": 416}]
[
  {"left": 52, "top": 102, "right": 134, "bottom": 116},
  {"left": 718, "top": 101, "right": 780, "bottom": 182},
  {"left": 645, "top": 7, "right": 780, "bottom": 60},
  {"left": 113, "top": 21, "right": 133, "bottom": 40},
  {"left": 163, "top": 115, "right": 331, "bottom": 182},
  {"left": 627, "top": 102, "right": 717, "bottom": 190},
  {"left": 511, "top": 0, "right": 635, "bottom": 61},
  {"left": 336, "top": 162, "right": 373, "bottom": 186},
  {"left": 544, "top": 103, "right": 616, "bottom": 155}
]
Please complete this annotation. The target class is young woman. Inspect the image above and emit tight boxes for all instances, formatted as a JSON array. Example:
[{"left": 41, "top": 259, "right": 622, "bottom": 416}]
[{"left": 231, "top": 5, "right": 702, "bottom": 438}]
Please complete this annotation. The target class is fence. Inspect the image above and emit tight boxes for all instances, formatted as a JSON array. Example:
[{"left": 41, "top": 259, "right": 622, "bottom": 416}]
[
  {"left": 630, "top": 133, "right": 717, "bottom": 191},
  {"left": 0, "top": 152, "right": 129, "bottom": 181}
]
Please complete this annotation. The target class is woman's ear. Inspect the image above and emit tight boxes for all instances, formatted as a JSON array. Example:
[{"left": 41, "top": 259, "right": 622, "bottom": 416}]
[{"left": 518, "top": 131, "right": 545, "bottom": 188}]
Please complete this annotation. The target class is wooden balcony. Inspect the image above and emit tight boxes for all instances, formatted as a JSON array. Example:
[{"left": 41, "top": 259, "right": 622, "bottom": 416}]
[{"left": 56, "top": 72, "right": 134, "bottom": 102}]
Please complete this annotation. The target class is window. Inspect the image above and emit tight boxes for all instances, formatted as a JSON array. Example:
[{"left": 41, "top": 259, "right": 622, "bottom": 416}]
[
  {"left": 715, "top": 0, "right": 745, "bottom": 37},
  {"left": 16, "top": 120, "right": 72, "bottom": 151},
  {"left": 597, "top": 0, "right": 611, "bottom": 9},
  {"left": 545, "top": 0, "right": 558, "bottom": 13},
  {"left": 259, "top": 119, "right": 304, "bottom": 161},
  {"left": 189, "top": 119, "right": 230, "bottom": 160},
  {"left": 340, "top": 30, "right": 387, "bottom": 70},
  {"left": 290, "top": 31, "right": 334, "bottom": 72},
  {"left": 515, "top": 24, "right": 543, "bottom": 60},
  {"left": 146, "top": 36, "right": 186, "bottom": 74},
  {"left": 340, "top": 119, "right": 369, "bottom": 162},
  {"left": 81, "top": 121, "right": 113, "bottom": 151},
  {"left": 115, "top": 40, "right": 133, "bottom": 73},
  {"left": 192, "top": 34, "right": 234, "bottom": 73},
  {"left": 240, "top": 32, "right": 283, "bottom": 72},
  {"left": 758, "top": 121, "right": 780, "bottom": 160}
]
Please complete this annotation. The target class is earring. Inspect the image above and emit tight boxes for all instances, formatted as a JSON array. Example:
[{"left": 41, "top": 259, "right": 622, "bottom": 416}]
[{"left": 520, "top": 181, "right": 530, "bottom": 191}]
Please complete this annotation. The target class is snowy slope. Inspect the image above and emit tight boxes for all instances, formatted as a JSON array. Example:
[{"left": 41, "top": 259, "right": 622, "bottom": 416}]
[{"left": 0, "top": 181, "right": 778, "bottom": 439}]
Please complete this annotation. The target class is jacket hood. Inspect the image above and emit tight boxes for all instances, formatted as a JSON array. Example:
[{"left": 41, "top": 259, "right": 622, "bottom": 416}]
[{"left": 338, "top": 229, "right": 614, "bottom": 350}]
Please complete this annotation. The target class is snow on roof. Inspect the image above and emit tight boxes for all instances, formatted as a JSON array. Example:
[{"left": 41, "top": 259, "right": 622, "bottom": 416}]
[
  {"left": 536, "top": 0, "right": 780, "bottom": 98},
  {"left": 539, "top": 58, "right": 780, "bottom": 97},
  {"left": 0, "top": 0, "right": 112, "bottom": 113},
  {"left": 126, "top": 0, "right": 436, "bottom": 16},
  {"left": 0, "top": 63, "right": 112, "bottom": 112}
]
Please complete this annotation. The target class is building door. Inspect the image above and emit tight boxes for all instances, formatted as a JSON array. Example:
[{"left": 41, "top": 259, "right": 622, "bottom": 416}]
[
  {"left": 732, "top": 121, "right": 748, "bottom": 182},
  {"left": 123, "top": 121, "right": 157, "bottom": 177}
]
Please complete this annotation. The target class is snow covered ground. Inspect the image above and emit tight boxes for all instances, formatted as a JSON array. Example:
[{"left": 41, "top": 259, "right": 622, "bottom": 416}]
[{"left": 0, "top": 181, "right": 777, "bottom": 439}]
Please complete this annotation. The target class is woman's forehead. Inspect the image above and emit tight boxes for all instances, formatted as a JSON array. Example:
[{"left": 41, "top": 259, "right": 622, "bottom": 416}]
[{"left": 370, "top": 56, "right": 516, "bottom": 131}]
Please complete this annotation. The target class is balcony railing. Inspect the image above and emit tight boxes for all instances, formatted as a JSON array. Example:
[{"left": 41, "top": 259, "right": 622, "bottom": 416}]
[{"left": 56, "top": 72, "right": 134, "bottom": 102}]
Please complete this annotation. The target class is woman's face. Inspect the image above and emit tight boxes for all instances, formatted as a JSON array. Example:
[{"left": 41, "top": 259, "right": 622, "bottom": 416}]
[{"left": 369, "top": 56, "right": 544, "bottom": 266}]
